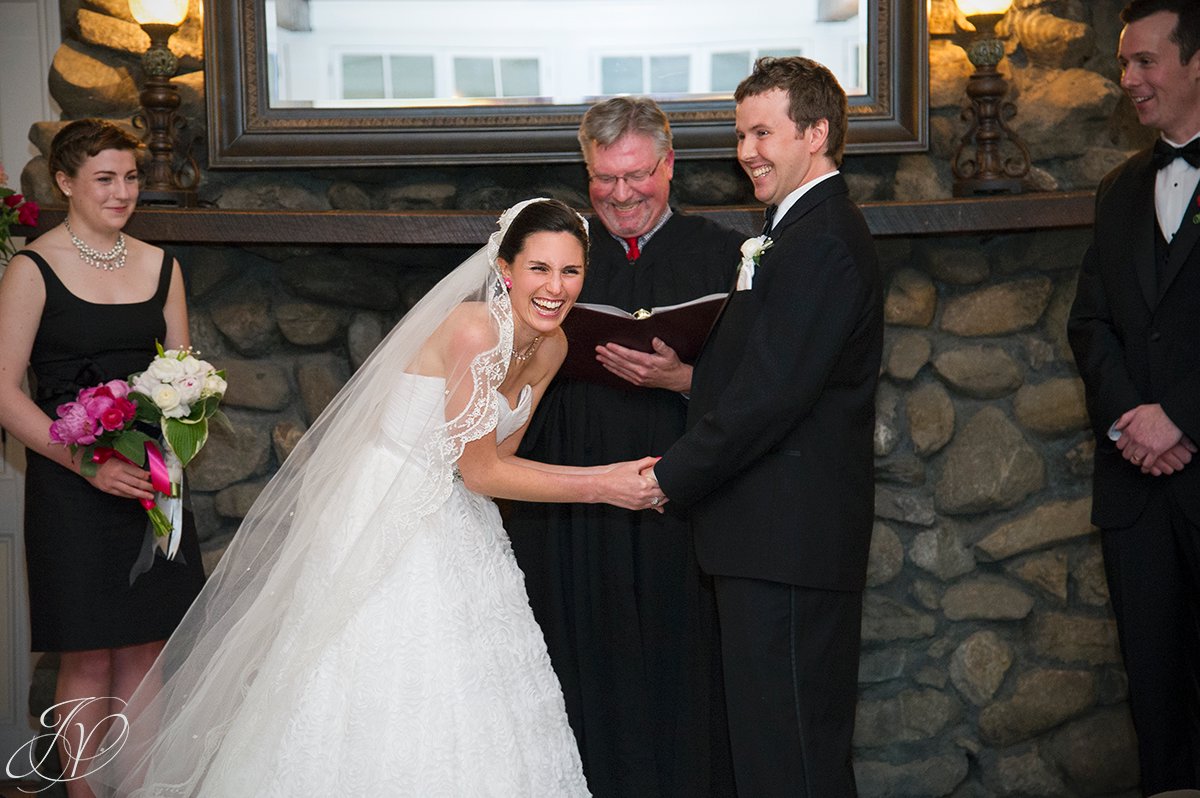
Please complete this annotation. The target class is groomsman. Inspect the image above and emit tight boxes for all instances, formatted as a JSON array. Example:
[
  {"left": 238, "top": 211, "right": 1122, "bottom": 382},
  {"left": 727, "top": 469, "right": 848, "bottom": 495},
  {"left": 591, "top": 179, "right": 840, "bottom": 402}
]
[
  {"left": 1068, "top": 1, "right": 1200, "bottom": 793},
  {"left": 654, "top": 56, "right": 882, "bottom": 796}
]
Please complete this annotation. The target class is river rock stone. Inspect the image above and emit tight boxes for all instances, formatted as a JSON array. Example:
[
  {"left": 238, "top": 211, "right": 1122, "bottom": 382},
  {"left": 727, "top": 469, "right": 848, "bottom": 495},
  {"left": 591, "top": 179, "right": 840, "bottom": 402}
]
[
  {"left": 347, "top": 312, "right": 387, "bottom": 370},
  {"left": 906, "top": 382, "right": 955, "bottom": 456},
  {"left": 1005, "top": 550, "right": 1069, "bottom": 601},
  {"left": 867, "top": 522, "right": 904, "bottom": 587},
  {"left": 975, "top": 498, "right": 1094, "bottom": 560},
  {"left": 934, "top": 408, "right": 1044, "bottom": 514},
  {"left": 1031, "top": 612, "right": 1121, "bottom": 665},
  {"left": 209, "top": 283, "right": 280, "bottom": 356},
  {"left": 875, "top": 453, "right": 927, "bottom": 486},
  {"left": 328, "top": 181, "right": 372, "bottom": 210},
  {"left": 940, "top": 277, "right": 1054, "bottom": 337},
  {"left": 76, "top": 8, "right": 146, "bottom": 57},
  {"left": 214, "top": 479, "right": 269, "bottom": 518},
  {"left": 1073, "top": 547, "right": 1110, "bottom": 606},
  {"left": 49, "top": 40, "right": 139, "bottom": 118},
  {"left": 1044, "top": 707, "right": 1139, "bottom": 795},
  {"left": 875, "top": 382, "right": 902, "bottom": 457},
  {"left": 942, "top": 577, "right": 1035, "bottom": 621},
  {"left": 979, "top": 747, "right": 1068, "bottom": 796},
  {"left": 187, "top": 413, "right": 270, "bottom": 492},
  {"left": 875, "top": 486, "right": 937, "bottom": 526},
  {"left": 276, "top": 301, "right": 345, "bottom": 346},
  {"left": 217, "top": 177, "right": 329, "bottom": 211},
  {"left": 921, "top": 243, "right": 990, "bottom": 285},
  {"left": 219, "top": 358, "right": 291, "bottom": 411},
  {"left": 950, "top": 630, "right": 1013, "bottom": 706},
  {"left": 272, "top": 420, "right": 307, "bottom": 463},
  {"left": 296, "top": 355, "right": 349, "bottom": 424},
  {"left": 862, "top": 593, "right": 937, "bottom": 642},
  {"left": 1014, "top": 378, "right": 1088, "bottom": 435},
  {"left": 932, "top": 346, "right": 1024, "bottom": 399},
  {"left": 885, "top": 268, "right": 937, "bottom": 327},
  {"left": 909, "top": 524, "right": 976, "bottom": 580},
  {"left": 854, "top": 753, "right": 969, "bottom": 798},
  {"left": 979, "top": 669, "right": 1096, "bottom": 747},
  {"left": 858, "top": 649, "right": 911, "bottom": 684},
  {"left": 886, "top": 332, "right": 932, "bottom": 380},
  {"left": 1011, "top": 68, "right": 1124, "bottom": 161},
  {"left": 854, "top": 688, "right": 962, "bottom": 747},
  {"left": 379, "top": 182, "right": 457, "bottom": 210},
  {"left": 281, "top": 260, "right": 401, "bottom": 311}
]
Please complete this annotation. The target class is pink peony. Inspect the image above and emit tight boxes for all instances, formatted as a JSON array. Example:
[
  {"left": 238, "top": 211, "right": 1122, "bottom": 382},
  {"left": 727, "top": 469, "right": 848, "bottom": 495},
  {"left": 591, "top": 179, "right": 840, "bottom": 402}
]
[{"left": 49, "top": 402, "right": 99, "bottom": 446}]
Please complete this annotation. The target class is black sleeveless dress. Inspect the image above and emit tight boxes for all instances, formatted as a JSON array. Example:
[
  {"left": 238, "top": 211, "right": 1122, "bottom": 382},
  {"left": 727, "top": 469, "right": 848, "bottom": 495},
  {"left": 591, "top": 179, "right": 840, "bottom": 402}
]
[{"left": 21, "top": 250, "right": 205, "bottom": 652}]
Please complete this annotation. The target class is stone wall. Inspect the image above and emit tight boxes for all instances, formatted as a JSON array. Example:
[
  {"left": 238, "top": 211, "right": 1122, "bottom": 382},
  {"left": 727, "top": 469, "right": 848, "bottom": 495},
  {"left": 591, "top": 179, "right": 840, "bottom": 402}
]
[{"left": 18, "top": 0, "right": 1159, "bottom": 795}]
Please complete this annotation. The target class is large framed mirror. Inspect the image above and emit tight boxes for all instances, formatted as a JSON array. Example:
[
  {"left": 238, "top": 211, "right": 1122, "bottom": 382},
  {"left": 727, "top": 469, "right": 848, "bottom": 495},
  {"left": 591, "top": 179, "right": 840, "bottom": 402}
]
[{"left": 205, "top": 0, "right": 926, "bottom": 167}]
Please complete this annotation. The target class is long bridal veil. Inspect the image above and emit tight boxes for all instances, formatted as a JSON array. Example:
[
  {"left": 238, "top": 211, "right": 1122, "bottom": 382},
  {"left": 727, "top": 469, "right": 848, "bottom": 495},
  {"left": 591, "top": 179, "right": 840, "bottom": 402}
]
[{"left": 90, "top": 200, "right": 553, "bottom": 796}]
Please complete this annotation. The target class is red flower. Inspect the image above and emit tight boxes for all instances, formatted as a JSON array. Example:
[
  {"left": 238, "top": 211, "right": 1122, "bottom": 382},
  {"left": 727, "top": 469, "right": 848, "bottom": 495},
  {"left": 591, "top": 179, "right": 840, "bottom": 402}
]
[
  {"left": 2, "top": 193, "right": 20, "bottom": 209},
  {"left": 17, "top": 200, "right": 38, "bottom": 226}
]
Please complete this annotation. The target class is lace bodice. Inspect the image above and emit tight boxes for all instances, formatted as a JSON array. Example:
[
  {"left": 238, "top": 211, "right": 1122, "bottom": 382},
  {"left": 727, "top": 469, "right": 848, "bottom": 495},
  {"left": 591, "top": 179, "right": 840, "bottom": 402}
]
[{"left": 382, "top": 373, "right": 532, "bottom": 450}]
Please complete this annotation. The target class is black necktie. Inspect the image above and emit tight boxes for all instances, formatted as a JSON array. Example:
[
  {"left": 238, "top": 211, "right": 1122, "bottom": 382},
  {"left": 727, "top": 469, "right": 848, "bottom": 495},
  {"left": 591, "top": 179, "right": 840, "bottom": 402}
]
[
  {"left": 761, "top": 205, "right": 776, "bottom": 235},
  {"left": 1151, "top": 138, "right": 1200, "bottom": 169}
]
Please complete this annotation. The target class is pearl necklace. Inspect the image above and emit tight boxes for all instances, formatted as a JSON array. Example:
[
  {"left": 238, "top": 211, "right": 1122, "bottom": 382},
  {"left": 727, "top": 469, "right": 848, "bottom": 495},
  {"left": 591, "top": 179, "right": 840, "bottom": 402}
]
[
  {"left": 511, "top": 335, "right": 542, "bottom": 361},
  {"left": 64, "top": 218, "right": 127, "bottom": 271}
]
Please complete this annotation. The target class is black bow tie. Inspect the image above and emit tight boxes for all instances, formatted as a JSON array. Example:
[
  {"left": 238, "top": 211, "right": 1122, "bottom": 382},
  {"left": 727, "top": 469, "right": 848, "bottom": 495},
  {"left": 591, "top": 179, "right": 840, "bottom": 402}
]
[
  {"left": 761, "top": 205, "right": 777, "bottom": 235},
  {"left": 1152, "top": 138, "right": 1200, "bottom": 169}
]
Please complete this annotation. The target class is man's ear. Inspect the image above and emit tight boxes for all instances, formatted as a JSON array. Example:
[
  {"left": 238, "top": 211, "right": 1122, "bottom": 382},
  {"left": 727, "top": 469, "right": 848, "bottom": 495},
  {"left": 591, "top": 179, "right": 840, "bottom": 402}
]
[{"left": 807, "top": 119, "right": 830, "bottom": 156}]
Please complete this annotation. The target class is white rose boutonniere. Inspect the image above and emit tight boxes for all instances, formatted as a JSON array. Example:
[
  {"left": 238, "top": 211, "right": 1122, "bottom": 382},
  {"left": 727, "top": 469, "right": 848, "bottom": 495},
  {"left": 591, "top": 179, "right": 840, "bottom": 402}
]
[{"left": 736, "top": 235, "right": 773, "bottom": 290}]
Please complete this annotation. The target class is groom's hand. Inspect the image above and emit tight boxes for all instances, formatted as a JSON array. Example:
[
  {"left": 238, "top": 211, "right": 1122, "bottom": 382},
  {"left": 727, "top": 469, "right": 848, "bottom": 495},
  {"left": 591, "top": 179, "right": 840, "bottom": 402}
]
[{"left": 596, "top": 338, "right": 692, "bottom": 393}]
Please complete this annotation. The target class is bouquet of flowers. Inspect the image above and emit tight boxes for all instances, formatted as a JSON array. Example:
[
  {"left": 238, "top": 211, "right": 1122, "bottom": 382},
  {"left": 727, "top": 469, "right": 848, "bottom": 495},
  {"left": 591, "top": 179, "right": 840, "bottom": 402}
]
[
  {"left": 49, "top": 345, "right": 227, "bottom": 555},
  {"left": 1, "top": 162, "right": 40, "bottom": 267}
]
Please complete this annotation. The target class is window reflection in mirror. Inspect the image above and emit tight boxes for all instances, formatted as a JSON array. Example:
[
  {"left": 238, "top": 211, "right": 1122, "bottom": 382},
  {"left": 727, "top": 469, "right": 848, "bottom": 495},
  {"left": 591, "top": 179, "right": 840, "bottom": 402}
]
[{"left": 264, "top": 0, "right": 868, "bottom": 109}]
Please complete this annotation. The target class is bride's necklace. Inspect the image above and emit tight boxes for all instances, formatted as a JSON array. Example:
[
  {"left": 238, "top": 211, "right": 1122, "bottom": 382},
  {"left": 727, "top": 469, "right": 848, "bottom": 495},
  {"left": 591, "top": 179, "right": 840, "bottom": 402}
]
[
  {"left": 511, "top": 335, "right": 542, "bottom": 361},
  {"left": 64, "top": 217, "right": 127, "bottom": 271}
]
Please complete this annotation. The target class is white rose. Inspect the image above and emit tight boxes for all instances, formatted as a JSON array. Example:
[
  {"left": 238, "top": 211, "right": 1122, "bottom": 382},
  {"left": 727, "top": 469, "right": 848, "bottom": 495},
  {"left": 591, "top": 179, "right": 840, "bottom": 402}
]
[
  {"left": 179, "top": 355, "right": 206, "bottom": 377},
  {"left": 148, "top": 357, "right": 186, "bottom": 383},
  {"left": 740, "top": 237, "right": 763, "bottom": 259},
  {"left": 203, "top": 373, "right": 228, "bottom": 398},
  {"left": 130, "top": 372, "right": 157, "bottom": 396},
  {"left": 175, "top": 376, "right": 203, "bottom": 405},
  {"left": 153, "top": 384, "right": 185, "bottom": 417}
]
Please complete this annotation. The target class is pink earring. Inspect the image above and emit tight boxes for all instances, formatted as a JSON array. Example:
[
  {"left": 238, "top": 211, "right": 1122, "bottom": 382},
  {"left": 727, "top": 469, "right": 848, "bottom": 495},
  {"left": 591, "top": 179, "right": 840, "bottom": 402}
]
[{"left": 503, "top": 276, "right": 513, "bottom": 290}]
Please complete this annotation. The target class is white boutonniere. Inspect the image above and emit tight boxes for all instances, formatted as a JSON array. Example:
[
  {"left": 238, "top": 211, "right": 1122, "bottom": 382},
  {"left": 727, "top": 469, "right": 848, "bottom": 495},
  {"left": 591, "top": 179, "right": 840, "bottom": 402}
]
[{"left": 736, "top": 235, "right": 773, "bottom": 290}]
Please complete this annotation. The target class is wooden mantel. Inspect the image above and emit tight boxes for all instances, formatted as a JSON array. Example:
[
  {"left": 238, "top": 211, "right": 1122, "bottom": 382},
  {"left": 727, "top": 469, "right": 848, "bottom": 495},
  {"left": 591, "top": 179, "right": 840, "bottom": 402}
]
[{"left": 22, "top": 191, "right": 1095, "bottom": 246}]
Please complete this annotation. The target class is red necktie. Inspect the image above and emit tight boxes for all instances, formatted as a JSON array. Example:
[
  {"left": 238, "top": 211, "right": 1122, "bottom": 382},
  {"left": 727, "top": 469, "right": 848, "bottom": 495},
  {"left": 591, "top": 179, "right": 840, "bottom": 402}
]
[{"left": 624, "top": 237, "right": 640, "bottom": 261}]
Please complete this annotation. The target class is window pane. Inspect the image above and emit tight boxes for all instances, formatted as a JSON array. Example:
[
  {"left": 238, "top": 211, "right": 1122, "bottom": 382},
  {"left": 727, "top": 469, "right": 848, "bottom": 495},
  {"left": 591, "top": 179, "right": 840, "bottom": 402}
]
[
  {"left": 499, "top": 58, "right": 540, "bottom": 97},
  {"left": 649, "top": 55, "right": 689, "bottom": 93},
  {"left": 760, "top": 47, "right": 803, "bottom": 59},
  {"left": 454, "top": 57, "right": 496, "bottom": 97},
  {"left": 601, "top": 56, "right": 643, "bottom": 95},
  {"left": 711, "top": 51, "right": 750, "bottom": 93},
  {"left": 342, "top": 54, "right": 385, "bottom": 99},
  {"left": 390, "top": 55, "right": 435, "bottom": 99}
]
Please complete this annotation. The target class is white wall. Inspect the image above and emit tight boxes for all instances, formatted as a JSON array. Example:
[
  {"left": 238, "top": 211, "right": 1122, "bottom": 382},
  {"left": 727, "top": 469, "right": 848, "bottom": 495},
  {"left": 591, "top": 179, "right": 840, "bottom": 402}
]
[{"left": 0, "top": 0, "right": 60, "bottom": 761}]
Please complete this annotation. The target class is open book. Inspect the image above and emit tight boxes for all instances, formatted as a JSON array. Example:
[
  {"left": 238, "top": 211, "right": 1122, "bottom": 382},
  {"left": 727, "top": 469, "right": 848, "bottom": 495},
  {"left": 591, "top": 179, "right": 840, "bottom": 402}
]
[{"left": 558, "top": 293, "right": 727, "bottom": 389}]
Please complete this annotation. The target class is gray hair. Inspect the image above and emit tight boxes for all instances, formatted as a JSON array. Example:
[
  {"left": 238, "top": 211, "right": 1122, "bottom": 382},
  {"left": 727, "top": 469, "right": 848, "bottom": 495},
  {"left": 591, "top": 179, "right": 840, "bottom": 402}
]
[{"left": 577, "top": 97, "right": 673, "bottom": 164}]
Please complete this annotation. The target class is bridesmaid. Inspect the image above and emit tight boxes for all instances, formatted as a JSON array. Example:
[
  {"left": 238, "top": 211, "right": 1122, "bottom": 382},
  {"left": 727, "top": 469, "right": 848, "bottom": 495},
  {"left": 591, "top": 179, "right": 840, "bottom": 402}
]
[{"left": 0, "top": 119, "right": 205, "bottom": 797}]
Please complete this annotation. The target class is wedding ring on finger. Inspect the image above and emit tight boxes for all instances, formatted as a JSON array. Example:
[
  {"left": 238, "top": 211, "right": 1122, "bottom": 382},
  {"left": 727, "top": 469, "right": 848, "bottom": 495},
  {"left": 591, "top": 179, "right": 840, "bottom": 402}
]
[{"left": 650, "top": 496, "right": 660, "bottom": 506}]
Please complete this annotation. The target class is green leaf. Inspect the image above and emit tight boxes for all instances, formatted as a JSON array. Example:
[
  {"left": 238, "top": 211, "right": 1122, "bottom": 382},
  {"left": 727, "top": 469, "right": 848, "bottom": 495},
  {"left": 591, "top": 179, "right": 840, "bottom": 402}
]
[
  {"left": 211, "top": 409, "right": 234, "bottom": 434},
  {"left": 79, "top": 446, "right": 98, "bottom": 477},
  {"left": 113, "top": 430, "right": 154, "bottom": 466},
  {"left": 155, "top": 340, "right": 166, "bottom": 357},
  {"left": 165, "top": 418, "right": 208, "bottom": 467},
  {"left": 129, "top": 392, "right": 162, "bottom": 424}
]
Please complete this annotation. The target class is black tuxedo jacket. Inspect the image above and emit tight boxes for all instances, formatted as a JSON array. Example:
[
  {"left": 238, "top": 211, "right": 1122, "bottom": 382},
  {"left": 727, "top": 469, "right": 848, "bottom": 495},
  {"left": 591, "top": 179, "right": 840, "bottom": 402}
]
[
  {"left": 1068, "top": 149, "right": 1200, "bottom": 528},
  {"left": 655, "top": 174, "right": 883, "bottom": 590}
]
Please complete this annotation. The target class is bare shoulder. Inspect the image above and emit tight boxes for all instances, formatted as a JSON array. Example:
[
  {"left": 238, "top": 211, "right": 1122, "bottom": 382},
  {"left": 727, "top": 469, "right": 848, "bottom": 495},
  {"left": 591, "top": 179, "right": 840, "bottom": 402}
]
[{"left": 0, "top": 251, "right": 45, "bottom": 298}]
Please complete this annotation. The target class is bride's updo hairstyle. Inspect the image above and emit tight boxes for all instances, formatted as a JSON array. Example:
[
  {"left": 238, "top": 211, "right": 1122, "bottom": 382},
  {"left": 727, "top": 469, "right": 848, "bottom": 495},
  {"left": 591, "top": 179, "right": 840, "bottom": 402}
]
[{"left": 497, "top": 199, "right": 590, "bottom": 270}]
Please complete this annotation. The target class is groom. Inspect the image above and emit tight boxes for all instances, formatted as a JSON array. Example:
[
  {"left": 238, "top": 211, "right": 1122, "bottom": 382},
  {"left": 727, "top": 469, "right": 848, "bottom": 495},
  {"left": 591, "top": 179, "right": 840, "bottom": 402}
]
[{"left": 652, "top": 56, "right": 882, "bottom": 796}]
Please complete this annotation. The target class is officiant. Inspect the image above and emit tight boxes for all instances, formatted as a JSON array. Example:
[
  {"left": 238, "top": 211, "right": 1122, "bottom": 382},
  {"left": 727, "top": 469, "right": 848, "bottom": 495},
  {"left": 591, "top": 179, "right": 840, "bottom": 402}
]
[{"left": 506, "top": 96, "right": 744, "bottom": 797}]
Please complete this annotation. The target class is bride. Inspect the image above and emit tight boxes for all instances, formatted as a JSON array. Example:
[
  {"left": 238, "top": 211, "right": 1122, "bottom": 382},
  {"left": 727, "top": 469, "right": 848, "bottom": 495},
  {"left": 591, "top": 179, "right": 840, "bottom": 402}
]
[{"left": 89, "top": 198, "right": 665, "bottom": 796}]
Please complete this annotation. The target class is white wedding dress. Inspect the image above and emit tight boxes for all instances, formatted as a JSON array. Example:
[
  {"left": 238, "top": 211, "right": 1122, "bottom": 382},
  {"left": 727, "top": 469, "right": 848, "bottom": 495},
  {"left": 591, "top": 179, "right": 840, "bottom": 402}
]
[{"left": 137, "top": 374, "right": 588, "bottom": 797}]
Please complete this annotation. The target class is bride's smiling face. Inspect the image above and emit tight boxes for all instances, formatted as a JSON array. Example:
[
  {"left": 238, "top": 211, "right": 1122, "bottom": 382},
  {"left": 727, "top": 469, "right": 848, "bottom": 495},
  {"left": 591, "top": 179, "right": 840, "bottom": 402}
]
[{"left": 499, "top": 231, "right": 586, "bottom": 341}]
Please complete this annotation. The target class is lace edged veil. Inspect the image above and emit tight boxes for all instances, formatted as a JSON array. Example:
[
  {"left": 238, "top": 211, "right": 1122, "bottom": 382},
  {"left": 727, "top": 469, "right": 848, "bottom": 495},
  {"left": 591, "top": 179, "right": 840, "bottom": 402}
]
[{"left": 89, "top": 198, "right": 554, "bottom": 796}]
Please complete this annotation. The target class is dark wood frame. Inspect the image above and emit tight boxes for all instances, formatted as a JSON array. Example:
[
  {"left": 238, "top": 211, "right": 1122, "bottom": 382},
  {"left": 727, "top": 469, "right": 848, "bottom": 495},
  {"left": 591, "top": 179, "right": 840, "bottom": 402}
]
[{"left": 204, "top": 0, "right": 928, "bottom": 168}]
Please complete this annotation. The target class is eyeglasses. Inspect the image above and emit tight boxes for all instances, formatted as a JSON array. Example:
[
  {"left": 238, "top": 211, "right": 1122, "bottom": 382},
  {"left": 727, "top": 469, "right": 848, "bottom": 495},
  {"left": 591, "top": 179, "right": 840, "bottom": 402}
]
[{"left": 588, "top": 157, "right": 664, "bottom": 187}]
